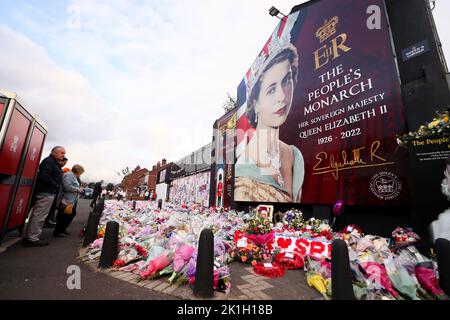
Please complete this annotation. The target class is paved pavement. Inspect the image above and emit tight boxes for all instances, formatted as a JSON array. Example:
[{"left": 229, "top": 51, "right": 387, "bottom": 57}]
[
  {"left": 0, "top": 199, "right": 322, "bottom": 300},
  {"left": 0, "top": 199, "right": 172, "bottom": 300}
]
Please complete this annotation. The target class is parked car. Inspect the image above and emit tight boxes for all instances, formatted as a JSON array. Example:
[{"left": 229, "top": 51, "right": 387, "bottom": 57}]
[{"left": 81, "top": 188, "right": 93, "bottom": 199}]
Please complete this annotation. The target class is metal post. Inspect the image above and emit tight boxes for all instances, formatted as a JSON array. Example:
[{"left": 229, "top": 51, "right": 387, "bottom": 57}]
[
  {"left": 435, "top": 238, "right": 450, "bottom": 295},
  {"left": 331, "top": 239, "right": 356, "bottom": 300},
  {"left": 83, "top": 211, "right": 100, "bottom": 247},
  {"left": 99, "top": 221, "right": 119, "bottom": 269},
  {"left": 94, "top": 198, "right": 105, "bottom": 215},
  {"left": 193, "top": 229, "right": 214, "bottom": 298}
]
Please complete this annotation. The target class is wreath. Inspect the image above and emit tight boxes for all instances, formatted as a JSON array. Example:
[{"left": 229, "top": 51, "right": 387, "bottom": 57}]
[
  {"left": 253, "top": 263, "right": 285, "bottom": 278},
  {"left": 274, "top": 252, "right": 304, "bottom": 270}
]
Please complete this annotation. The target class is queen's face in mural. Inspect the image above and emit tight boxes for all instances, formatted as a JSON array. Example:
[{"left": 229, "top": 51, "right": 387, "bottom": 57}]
[
  {"left": 235, "top": 42, "right": 305, "bottom": 203},
  {"left": 252, "top": 54, "right": 295, "bottom": 129}
]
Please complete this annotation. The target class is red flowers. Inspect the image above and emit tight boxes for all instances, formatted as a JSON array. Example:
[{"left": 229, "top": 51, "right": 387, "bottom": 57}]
[
  {"left": 113, "top": 259, "right": 126, "bottom": 268},
  {"left": 253, "top": 263, "right": 285, "bottom": 278},
  {"left": 135, "top": 244, "right": 148, "bottom": 257},
  {"left": 274, "top": 252, "right": 304, "bottom": 270},
  {"left": 277, "top": 238, "right": 292, "bottom": 249}
]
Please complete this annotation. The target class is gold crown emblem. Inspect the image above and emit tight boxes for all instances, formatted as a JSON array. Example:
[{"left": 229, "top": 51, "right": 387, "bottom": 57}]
[{"left": 316, "top": 16, "right": 339, "bottom": 43}]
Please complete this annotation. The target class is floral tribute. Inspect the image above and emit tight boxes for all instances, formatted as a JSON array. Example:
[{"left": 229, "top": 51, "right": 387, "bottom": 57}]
[
  {"left": 273, "top": 252, "right": 304, "bottom": 270},
  {"left": 81, "top": 200, "right": 447, "bottom": 300},
  {"left": 397, "top": 109, "right": 450, "bottom": 145}
]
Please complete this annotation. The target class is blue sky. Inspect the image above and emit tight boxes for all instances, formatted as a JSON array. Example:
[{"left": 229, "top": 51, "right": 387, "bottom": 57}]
[{"left": 1, "top": 0, "right": 449, "bottom": 184}]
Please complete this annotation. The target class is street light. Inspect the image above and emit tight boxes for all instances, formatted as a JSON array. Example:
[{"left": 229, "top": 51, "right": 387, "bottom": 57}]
[{"left": 269, "top": 6, "right": 286, "bottom": 20}]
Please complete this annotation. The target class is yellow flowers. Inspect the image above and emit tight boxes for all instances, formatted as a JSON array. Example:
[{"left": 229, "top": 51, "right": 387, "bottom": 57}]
[
  {"left": 307, "top": 273, "right": 330, "bottom": 300},
  {"left": 428, "top": 119, "right": 440, "bottom": 129},
  {"left": 397, "top": 110, "right": 449, "bottom": 145}
]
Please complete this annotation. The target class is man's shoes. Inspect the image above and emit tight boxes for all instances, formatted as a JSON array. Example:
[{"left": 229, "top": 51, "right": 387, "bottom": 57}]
[
  {"left": 53, "top": 233, "right": 67, "bottom": 238},
  {"left": 22, "top": 238, "right": 49, "bottom": 247}
]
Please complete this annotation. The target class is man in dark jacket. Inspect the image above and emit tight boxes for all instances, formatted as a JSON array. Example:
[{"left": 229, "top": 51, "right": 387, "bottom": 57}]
[
  {"left": 44, "top": 157, "right": 68, "bottom": 228},
  {"left": 90, "top": 180, "right": 104, "bottom": 208},
  {"left": 22, "top": 146, "right": 65, "bottom": 247}
]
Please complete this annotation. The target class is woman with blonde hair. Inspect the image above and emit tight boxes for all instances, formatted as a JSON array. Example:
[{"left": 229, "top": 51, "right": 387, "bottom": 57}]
[{"left": 53, "top": 164, "right": 85, "bottom": 237}]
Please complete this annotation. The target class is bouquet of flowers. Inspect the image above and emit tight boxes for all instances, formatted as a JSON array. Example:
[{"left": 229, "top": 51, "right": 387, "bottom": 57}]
[
  {"left": 415, "top": 261, "right": 447, "bottom": 300},
  {"left": 305, "top": 256, "right": 330, "bottom": 299},
  {"left": 139, "top": 252, "right": 172, "bottom": 280},
  {"left": 113, "top": 259, "right": 126, "bottom": 268},
  {"left": 297, "top": 218, "right": 331, "bottom": 237},
  {"left": 283, "top": 209, "right": 304, "bottom": 230},
  {"left": 97, "top": 225, "right": 106, "bottom": 238},
  {"left": 384, "top": 257, "right": 420, "bottom": 300},
  {"left": 359, "top": 261, "right": 398, "bottom": 298},
  {"left": 243, "top": 214, "right": 273, "bottom": 235},
  {"left": 231, "top": 243, "right": 272, "bottom": 265},
  {"left": 392, "top": 227, "right": 420, "bottom": 247}
]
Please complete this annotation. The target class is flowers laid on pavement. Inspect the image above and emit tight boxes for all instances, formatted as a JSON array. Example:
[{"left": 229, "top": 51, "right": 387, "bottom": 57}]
[{"left": 81, "top": 200, "right": 447, "bottom": 300}]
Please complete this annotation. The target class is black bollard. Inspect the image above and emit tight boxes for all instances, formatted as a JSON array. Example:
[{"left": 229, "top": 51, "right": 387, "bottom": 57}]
[
  {"left": 331, "top": 239, "right": 356, "bottom": 300},
  {"left": 83, "top": 211, "right": 101, "bottom": 247},
  {"left": 436, "top": 238, "right": 450, "bottom": 295},
  {"left": 99, "top": 221, "right": 119, "bottom": 269},
  {"left": 158, "top": 199, "right": 163, "bottom": 210},
  {"left": 94, "top": 198, "right": 105, "bottom": 214},
  {"left": 133, "top": 200, "right": 137, "bottom": 211},
  {"left": 193, "top": 229, "right": 214, "bottom": 298}
]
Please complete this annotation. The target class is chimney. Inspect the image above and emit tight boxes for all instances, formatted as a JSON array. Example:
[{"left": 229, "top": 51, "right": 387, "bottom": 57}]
[
  {"left": 162, "top": 158, "right": 167, "bottom": 165},
  {"left": 152, "top": 165, "right": 156, "bottom": 171},
  {"left": 157, "top": 161, "right": 161, "bottom": 168}
]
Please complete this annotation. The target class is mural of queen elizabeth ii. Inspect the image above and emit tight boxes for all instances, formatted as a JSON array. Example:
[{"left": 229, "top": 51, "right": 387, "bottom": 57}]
[{"left": 235, "top": 13, "right": 304, "bottom": 203}]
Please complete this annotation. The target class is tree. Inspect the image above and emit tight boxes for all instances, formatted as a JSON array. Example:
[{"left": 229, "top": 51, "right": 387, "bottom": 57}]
[
  {"left": 106, "top": 183, "right": 114, "bottom": 191},
  {"left": 116, "top": 166, "right": 131, "bottom": 178},
  {"left": 88, "top": 182, "right": 95, "bottom": 189},
  {"left": 222, "top": 92, "right": 237, "bottom": 114}
]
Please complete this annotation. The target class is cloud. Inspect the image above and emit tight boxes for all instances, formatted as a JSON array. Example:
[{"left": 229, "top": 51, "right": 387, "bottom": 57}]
[{"left": 2, "top": 0, "right": 449, "bottom": 185}]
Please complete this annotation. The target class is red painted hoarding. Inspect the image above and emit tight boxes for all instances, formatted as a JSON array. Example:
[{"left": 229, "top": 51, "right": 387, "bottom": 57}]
[
  {"left": 0, "top": 185, "right": 14, "bottom": 232},
  {"left": 0, "top": 109, "right": 31, "bottom": 175},
  {"left": 0, "top": 108, "right": 31, "bottom": 232},
  {"left": 6, "top": 127, "right": 45, "bottom": 230},
  {"left": 7, "top": 186, "right": 32, "bottom": 229},
  {"left": 21, "top": 128, "right": 45, "bottom": 179},
  {"left": 0, "top": 102, "right": 5, "bottom": 119}
]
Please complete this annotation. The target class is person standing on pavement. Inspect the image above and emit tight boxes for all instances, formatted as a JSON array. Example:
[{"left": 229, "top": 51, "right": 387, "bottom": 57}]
[
  {"left": 53, "top": 164, "right": 85, "bottom": 237},
  {"left": 44, "top": 157, "right": 68, "bottom": 228},
  {"left": 22, "top": 146, "right": 65, "bottom": 247},
  {"left": 101, "top": 187, "right": 107, "bottom": 199},
  {"left": 90, "top": 180, "right": 103, "bottom": 208}
]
